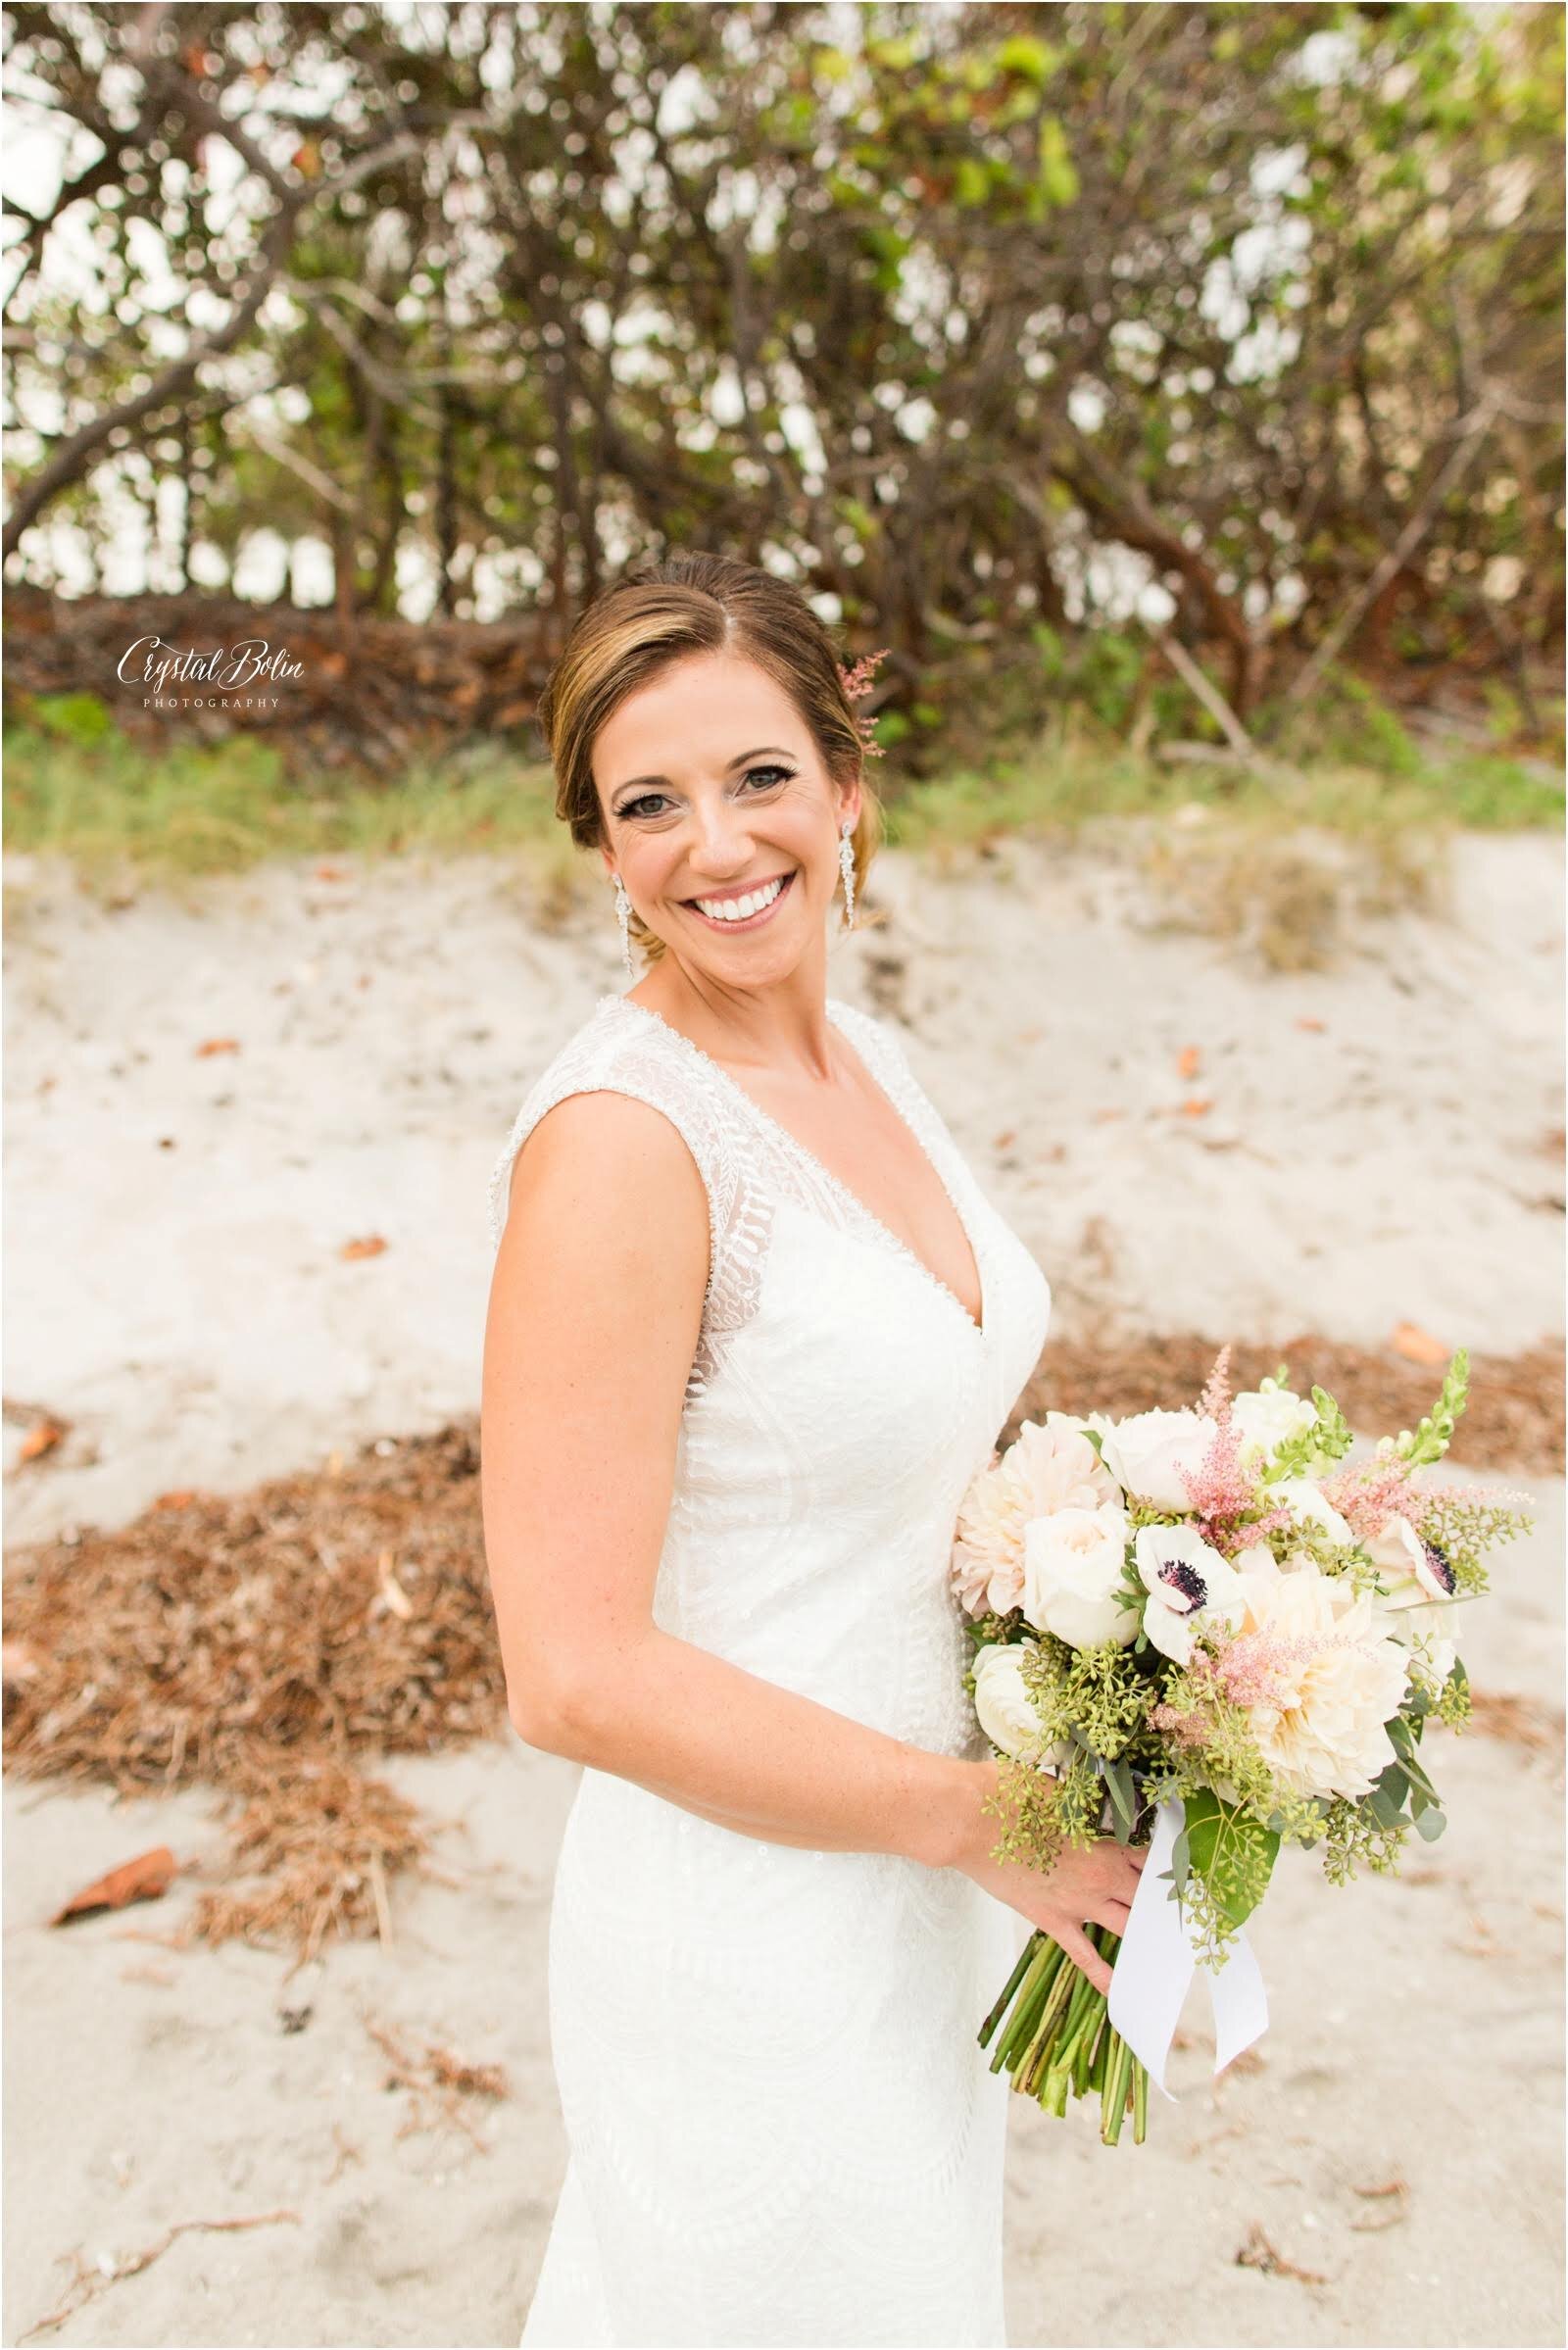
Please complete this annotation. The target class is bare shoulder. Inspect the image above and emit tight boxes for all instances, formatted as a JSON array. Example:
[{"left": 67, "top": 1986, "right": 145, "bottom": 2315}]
[{"left": 494, "top": 1086, "right": 710, "bottom": 1319}]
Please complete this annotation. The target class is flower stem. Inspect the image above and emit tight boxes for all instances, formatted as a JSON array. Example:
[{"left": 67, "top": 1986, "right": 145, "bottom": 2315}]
[
  {"left": 1101, "top": 2032, "right": 1134, "bottom": 2146},
  {"left": 1001, "top": 1943, "right": 1075, "bottom": 2084},
  {"left": 979, "top": 1932, "right": 1042, "bottom": 2050},
  {"left": 988, "top": 1938, "right": 1063, "bottom": 2075},
  {"left": 1087, "top": 2008, "right": 1112, "bottom": 2096}
]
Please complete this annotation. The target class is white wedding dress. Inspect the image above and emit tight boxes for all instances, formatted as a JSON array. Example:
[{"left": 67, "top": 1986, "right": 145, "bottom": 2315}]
[{"left": 487, "top": 991, "right": 1052, "bottom": 2350}]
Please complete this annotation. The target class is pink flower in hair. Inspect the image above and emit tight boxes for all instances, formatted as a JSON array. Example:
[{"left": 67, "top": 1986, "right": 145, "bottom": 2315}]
[{"left": 838, "top": 646, "right": 890, "bottom": 760}]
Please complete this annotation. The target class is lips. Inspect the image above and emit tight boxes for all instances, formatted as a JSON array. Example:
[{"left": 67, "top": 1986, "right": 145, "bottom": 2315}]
[{"left": 683, "top": 870, "right": 796, "bottom": 929}]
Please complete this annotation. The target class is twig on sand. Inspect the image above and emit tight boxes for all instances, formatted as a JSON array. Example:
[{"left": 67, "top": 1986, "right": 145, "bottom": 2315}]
[
  {"left": 363, "top": 2010, "right": 510, "bottom": 2152},
  {"left": 19, "top": 2209, "right": 300, "bottom": 2341},
  {"left": 325, "top": 2124, "right": 365, "bottom": 2184},
  {"left": 1349, "top": 2177, "right": 1411, "bottom": 2232},
  {"left": 1235, "top": 2220, "right": 1328, "bottom": 2286}
]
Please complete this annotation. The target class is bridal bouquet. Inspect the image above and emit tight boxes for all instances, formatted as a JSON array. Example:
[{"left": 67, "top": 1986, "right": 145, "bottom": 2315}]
[{"left": 955, "top": 1345, "right": 1533, "bottom": 2145}]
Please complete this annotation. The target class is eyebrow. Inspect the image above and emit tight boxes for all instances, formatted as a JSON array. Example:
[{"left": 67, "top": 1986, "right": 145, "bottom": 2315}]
[{"left": 610, "top": 747, "right": 797, "bottom": 804}]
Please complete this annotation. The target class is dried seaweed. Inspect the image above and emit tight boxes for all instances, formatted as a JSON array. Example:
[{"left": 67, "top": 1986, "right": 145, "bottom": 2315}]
[
  {"left": 5, "top": 1423, "right": 499, "bottom": 1962},
  {"left": 5, "top": 1337, "right": 1556, "bottom": 1968},
  {"left": 362, "top": 2012, "right": 510, "bottom": 2151},
  {"left": 1009, "top": 1335, "right": 1563, "bottom": 1475}
]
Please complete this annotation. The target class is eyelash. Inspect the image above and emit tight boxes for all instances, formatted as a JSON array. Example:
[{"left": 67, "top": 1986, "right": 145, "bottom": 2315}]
[{"left": 617, "top": 765, "right": 796, "bottom": 822}]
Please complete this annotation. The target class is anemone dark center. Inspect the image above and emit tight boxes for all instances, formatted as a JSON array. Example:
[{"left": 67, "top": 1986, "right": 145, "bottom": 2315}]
[
  {"left": 1422, "top": 1539, "right": 1457, "bottom": 1594},
  {"left": 1158, "top": 1558, "right": 1208, "bottom": 1611}
]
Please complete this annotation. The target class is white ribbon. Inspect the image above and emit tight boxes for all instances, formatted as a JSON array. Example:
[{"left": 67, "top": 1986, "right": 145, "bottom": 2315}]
[{"left": 1104, "top": 1797, "right": 1269, "bottom": 2100}]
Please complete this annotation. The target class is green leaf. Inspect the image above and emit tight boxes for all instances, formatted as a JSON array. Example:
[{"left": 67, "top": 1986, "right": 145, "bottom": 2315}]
[
  {"left": 1183, "top": 1789, "right": 1280, "bottom": 1931},
  {"left": 1036, "top": 116, "right": 1079, "bottom": 208},
  {"left": 998, "top": 34, "right": 1059, "bottom": 85},
  {"left": 1386, "top": 1716, "right": 1443, "bottom": 1804},
  {"left": 955, "top": 157, "right": 990, "bottom": 209},
  {"left": 1102, "top": 1755, "right": 1137, "bottom": 1836},
  {"left": 1368, "top": 1750, "right": 1410, "bottom": 1827},
  {"left": 1413, "top": 1806, "right": 1447, "bottom": 1842}
]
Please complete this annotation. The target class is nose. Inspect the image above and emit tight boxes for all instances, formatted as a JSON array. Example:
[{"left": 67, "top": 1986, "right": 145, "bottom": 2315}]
[{"left": 683, "top": 798, "right": 760, "bottom": 882}]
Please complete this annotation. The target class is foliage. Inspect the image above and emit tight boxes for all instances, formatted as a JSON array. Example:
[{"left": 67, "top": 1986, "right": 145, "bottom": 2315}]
[{"left": 1, "top": 0, "right": 1560, "bottom": 730}]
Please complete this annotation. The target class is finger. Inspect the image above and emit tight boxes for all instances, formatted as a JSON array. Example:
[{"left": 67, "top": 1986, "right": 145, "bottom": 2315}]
[{"left": 1053, "top": 1924, "right": 1113, "bottom": 1998}]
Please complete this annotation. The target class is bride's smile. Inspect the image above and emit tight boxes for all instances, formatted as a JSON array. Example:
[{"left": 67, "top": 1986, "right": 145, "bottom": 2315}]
[
  {"left": 682, "top": 866, "right": 796, "bottom": 929},
  {"left": 592, "top": 647, "right": 858, "bottom": 991}
]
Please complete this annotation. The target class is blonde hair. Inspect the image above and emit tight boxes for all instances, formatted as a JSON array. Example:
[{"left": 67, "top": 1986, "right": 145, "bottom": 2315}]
[{"left": 536, "top": 553, "right": 884, "bottom": 964}]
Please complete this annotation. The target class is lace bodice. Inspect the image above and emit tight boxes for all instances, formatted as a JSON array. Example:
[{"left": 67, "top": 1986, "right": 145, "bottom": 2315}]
[
  {"left": 489, "top": 990, "right": 1051, "bottom": 1754},
  {"left": 488, "top": 990, "right": 1053, "bottom": 2347}
]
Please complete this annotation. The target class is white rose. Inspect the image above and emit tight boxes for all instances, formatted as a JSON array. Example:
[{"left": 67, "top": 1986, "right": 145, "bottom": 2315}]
[
  {"left": 1044, "top": 1408, "right": 1122, "bottom": 1481},
  {"left": 1022, "top": 1503, "right": 1137, "bottom": 1650},
  {"left": 971, "top": 1642, "right": 1072, "bottom": 1769},
  {"left": 1231, "top": 1385, "right": 1317, "bottom": 1461},
  {"left": 1133, "top": 1522, "right": 1248, "bottom": 1666},
  {"left": 1274, "top": 1476, "right": 1355, "bottom": 1550},
  {"left": 1095, "top": 1408, "right": 1218, "bottom": 1513}
]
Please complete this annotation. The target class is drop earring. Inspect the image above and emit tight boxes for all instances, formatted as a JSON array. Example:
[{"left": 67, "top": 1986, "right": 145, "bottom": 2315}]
[
  {"left": 612, "top": 872, "right": 635, "bottom": 980},
  {"left": 838, "top": 819, "right": 858, "bottom": 930}
]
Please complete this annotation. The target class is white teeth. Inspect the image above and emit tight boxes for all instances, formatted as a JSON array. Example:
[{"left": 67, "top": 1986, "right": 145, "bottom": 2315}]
[{"left": 693, "top": 875, "right": 786, "bottom": 922}]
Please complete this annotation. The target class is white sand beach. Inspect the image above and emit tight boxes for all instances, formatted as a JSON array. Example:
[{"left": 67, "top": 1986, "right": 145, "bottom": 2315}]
[
  {"left": 4, "top": 827, "right": 1563, "bottom": 2347},
  {"left": 3, "top": 827, "right": 1562, "bottom": 1545},
  {"left": 4, "top": 1473, "right": 1562, "bottom": 2349}
]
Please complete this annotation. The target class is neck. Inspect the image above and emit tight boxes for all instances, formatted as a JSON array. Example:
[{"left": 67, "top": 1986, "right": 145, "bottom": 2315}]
[{"left": 629, "top": 953, "right": 839, "bottom": 1080}]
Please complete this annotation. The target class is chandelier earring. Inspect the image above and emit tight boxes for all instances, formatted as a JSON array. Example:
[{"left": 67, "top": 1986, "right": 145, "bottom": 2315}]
[
  {"left": 612, "top": 872, "right": 635, "bottom": 980},
  {"left": 838, "top": 818, "right": 858, "bottom": 930}
]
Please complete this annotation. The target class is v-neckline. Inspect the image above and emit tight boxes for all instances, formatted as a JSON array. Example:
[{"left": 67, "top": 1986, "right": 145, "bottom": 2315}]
[{"left": 603, "top": 993, "right": 988, "bottom": 1341}]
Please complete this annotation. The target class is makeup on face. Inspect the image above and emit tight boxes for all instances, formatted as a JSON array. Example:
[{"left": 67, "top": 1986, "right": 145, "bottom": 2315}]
[{"left": 595, "top": 655, "right": 857, "bottom": 953}]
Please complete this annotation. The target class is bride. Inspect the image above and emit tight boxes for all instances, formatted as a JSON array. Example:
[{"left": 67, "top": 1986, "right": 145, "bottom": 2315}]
[{"left": 481, "top": 552, "right": 1145, "bottom": 2350}]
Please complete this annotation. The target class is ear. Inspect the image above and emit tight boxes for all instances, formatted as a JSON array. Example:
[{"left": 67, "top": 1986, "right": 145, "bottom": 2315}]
[
  {"left": 599, "top": 843, "right": 617, "bottom": 881},
  {"left": 835, "top": 772, "right": 863, "bottom": 834}
]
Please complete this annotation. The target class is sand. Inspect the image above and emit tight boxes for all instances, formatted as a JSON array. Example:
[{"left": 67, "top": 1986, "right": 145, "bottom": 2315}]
[
  {"left": 4, "top": 826, "right": 1562, "bottom": 1545},
  {"left": 4, "top": 1472, "right": 1561, "bottom": 2348},
  {"left": 3, "top": 825, "right": 1563, "bottom": 2346}
]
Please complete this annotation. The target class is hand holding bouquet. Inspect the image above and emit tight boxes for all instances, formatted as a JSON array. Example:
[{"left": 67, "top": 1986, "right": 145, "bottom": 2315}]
[{"left": 955, "top": 1345, "right": 1534, "bottom": 2144}]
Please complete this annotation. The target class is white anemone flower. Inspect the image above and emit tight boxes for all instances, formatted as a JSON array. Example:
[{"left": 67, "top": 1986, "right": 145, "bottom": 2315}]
[
  {"left": 1133, "top": 1523, "right": 1248, "bottom": 1665},
  {"left": 1364, "top": 1511, "right": 1458, "bottom": 1608}
]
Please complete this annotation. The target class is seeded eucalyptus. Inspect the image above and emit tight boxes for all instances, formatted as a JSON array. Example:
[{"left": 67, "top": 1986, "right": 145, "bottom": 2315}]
[{"left": 954, "top": 1346, "right": 1535, "bottom": 2145}]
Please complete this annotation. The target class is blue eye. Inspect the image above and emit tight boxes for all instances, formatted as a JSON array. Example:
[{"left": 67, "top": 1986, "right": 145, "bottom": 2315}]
[{"left": 744, "top": 764, "right": 794, "bottom": 790}]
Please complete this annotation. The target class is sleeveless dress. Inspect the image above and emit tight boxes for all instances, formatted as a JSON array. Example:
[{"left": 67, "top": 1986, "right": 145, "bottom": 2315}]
[{"left": 487, "top": 991, "right": 1052, "bottom": 2350}]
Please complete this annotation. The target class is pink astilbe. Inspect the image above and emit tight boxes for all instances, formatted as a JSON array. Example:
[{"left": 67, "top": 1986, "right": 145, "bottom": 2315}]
[
  {"left": 1149, "top": 1699, "right": 1209, "bottom": 1749},
  {"left": 1317, "top": 1455, "right": 1419, "bottom": 1543},
  {"left": 1195, "top": 1343, "right": 1234, "bottom": 1422},
  {"left": 1240, "top": 1499, "right": 1297, "bottom": 1550},
  {"left": 1177, "top": 1347, "right": 1264, "bottom": 1534},
  {"left": 1202, "top": 1633, "right": 1294, "bottom": 1709},
  {"left": 838, "top": 647, "right": 890, "bottom": 761}
]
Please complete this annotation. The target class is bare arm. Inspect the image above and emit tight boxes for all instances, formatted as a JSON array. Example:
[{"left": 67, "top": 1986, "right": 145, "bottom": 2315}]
[{"left": 480, "top": 1089, "right": 1142, "bottom": 1990}]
